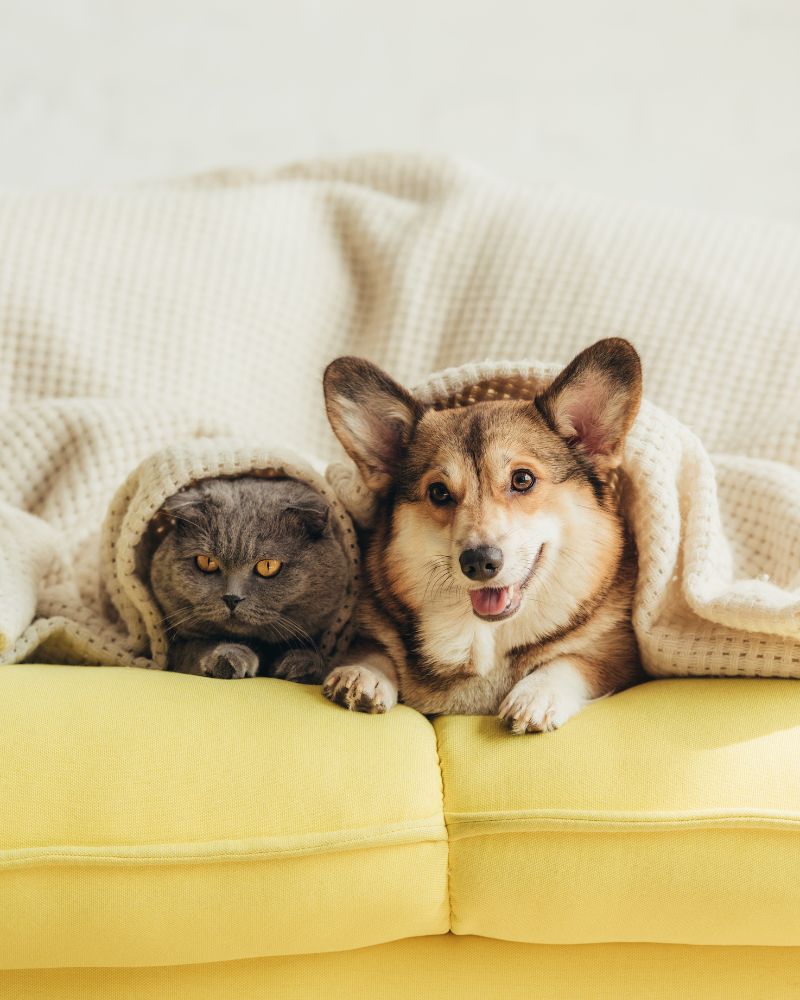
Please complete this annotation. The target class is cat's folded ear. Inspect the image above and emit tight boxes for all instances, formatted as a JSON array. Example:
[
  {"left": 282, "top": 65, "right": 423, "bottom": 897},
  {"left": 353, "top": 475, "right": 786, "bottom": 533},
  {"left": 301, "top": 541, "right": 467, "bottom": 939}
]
[
  {"left": 157, "top": 486, "right": 209, "bottom": 531},
  {"left": 148, "top": 487, "right": 206, "bottom": 547},
  {"left": 324, "top": 357, "right": 421, "bottom": 493},
  {"left": 286, "top": 502, "right": 330, "bottom": 540},
  {"left": 535, "top": 338, "right": 642, "bottom": 474},
  {"left": 161, "top": 487, "right": 205, "bottom": 517}
]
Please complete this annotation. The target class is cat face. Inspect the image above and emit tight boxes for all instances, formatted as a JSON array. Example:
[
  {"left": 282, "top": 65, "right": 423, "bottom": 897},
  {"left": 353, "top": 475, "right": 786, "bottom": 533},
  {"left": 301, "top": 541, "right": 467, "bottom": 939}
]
[{"left": 150, "top": 477, "right": 349, "bottom": 646}]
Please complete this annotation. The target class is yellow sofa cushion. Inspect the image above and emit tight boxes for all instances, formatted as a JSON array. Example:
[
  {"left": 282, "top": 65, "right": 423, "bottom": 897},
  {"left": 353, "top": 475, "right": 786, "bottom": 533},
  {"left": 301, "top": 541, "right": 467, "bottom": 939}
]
[
  {"left": 436, "top": 678, "right": 800, "bottom": 947},
  {"left": 4, "top": 937, "right": 800, "bottom": 1000},
  {"left": 0, "top": 666, "right": 448, "bottom": 969}
]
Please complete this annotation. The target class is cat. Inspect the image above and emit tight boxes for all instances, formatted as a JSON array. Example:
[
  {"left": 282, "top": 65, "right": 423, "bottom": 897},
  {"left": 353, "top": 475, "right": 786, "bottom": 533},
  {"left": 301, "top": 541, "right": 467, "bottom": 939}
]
[{"left": 149, "top": 476, "right": 349, "bottom": 680}]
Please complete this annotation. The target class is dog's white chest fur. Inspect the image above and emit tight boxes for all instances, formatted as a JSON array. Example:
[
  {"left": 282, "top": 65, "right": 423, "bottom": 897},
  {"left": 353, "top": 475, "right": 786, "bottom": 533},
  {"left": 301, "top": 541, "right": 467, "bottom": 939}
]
[
  {"left": 419, "top": 605, "right": 500, "bottom": 676},
  {"left": 467, "top": 622, "right": 497, "bottom": 675},
  {"left": 417, "top": 587, "right": 564, "bottom": 678}
]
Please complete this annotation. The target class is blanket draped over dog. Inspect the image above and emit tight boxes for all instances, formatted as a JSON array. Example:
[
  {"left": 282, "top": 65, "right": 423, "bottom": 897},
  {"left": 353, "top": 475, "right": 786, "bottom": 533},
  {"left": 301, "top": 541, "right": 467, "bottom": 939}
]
[{"left": 0, "top": 154, "right": 798, "bottom": 677}]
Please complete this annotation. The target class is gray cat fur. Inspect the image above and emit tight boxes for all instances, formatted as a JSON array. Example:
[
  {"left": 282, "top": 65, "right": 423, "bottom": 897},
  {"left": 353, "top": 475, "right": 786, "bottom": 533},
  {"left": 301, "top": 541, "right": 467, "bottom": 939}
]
[{"left": 150, "top": 476, "right": 350, "bottom": 680}]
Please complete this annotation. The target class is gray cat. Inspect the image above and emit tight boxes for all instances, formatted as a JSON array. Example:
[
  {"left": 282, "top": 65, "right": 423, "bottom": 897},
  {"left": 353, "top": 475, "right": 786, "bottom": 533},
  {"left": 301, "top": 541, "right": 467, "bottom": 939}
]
[{"left": 149, "top": 477, "right": 349, "bottom": 680}]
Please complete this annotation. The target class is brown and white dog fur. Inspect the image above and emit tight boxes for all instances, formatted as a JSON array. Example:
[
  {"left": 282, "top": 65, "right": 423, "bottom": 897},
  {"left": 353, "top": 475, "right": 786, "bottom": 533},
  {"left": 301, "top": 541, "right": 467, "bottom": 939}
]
[{"left": 322, "top": 338, "right": 644, "bottom": 732}]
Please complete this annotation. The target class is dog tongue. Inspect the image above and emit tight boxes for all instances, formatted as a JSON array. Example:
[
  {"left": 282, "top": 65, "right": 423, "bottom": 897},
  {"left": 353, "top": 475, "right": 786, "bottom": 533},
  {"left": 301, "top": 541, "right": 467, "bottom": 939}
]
[{"left": 469, "top": 587, "right": 510, "bottom": 616}]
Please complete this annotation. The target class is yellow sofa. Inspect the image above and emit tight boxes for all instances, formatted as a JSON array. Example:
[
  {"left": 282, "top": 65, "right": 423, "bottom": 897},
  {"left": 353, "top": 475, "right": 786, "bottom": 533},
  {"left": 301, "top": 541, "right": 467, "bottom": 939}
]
[{"left": 2, "top": 665, "right": 798, "bottom": 998}]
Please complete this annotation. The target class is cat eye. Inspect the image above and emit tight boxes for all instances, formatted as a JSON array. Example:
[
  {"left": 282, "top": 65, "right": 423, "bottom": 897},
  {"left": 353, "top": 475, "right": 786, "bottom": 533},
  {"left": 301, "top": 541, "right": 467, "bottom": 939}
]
[
  {"left": 255, "top": 559, "right": 283, "bottom": 578},
  {"left": 195, "top": 555, "right": 219, "bottom": 573},
  {"left": 427, "top": 482, "right": 452, "bottom": 506},
  {"left": 510, "top": 469, "right": 536, "bottom": 492}
]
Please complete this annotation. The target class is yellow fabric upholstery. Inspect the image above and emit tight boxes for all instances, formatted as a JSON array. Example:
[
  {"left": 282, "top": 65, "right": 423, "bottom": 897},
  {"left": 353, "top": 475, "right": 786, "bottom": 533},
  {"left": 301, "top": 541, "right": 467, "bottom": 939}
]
[
  {"left": 3, "top": 666, "right": 800, "bottom": 990},
  {"left": 4, "top": 936, "right": 800, "bottom": 1000},
  {"left": 436, "top": 678, "right": 800, "bottom": 946},
  {"left": 0, "top": 666, "right": 448, "bottom": 968}
]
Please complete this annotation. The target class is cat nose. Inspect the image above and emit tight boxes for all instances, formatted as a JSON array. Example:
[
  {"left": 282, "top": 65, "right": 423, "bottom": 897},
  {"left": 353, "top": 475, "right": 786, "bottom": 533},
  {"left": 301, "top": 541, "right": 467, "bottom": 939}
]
[
  {"left": 222, "top": 594, "right": 244, "bottom": 612},
  {"left": 459, "top": 546, "right": 503, "bottom": 582}
]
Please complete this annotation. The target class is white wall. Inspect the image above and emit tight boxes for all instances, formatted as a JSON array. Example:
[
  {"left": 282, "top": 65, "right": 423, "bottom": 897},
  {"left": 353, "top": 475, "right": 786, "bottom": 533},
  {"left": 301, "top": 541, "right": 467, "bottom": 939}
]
[{"left": 1, "top": 0, "right": 798, "bottom": 222}]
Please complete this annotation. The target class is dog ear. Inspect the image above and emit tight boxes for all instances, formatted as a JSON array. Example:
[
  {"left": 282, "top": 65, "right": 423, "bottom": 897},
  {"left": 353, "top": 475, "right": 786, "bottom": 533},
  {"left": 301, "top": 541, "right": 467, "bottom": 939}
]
[
  {"left": 324, "top": 357, "right": 421, "bottom": 493},
  {"left": 536, "top": 338, "right": 642, "bottom": 473}
]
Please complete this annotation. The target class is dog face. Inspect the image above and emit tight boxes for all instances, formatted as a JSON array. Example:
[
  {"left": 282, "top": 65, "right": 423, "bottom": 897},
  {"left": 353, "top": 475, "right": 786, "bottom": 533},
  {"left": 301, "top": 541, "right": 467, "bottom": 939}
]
[
  {"left": 324, "top": 339, "right": 641, "bottom": 636},
  {"left": 387, "top": 402, "right": 590, "bottom": 622}
]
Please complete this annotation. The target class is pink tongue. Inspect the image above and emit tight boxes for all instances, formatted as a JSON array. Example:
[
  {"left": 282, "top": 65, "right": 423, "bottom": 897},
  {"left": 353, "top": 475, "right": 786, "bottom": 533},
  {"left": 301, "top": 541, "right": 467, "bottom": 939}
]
[{"left": 469, "top": 587, "right": 510, "bottom": 616}]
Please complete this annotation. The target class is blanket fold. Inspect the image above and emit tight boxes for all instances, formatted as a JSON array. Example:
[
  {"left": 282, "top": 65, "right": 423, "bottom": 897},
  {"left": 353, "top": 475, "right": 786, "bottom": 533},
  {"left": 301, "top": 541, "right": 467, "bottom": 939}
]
[
  {"left": 0, "top": 152, "right": 798, "bottom": 677},
  {"left": 407, "top": 361, "right": 800, "bottom": 679},
  {"left": 1, "top": 438, "right": 360, "bottom": 668}
]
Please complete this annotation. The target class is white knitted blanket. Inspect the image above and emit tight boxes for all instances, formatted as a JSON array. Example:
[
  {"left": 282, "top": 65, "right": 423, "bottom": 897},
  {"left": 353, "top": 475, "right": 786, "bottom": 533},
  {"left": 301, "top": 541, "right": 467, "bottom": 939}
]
[
  {"left": 1, "top": 436, "right": 361, "bottom": 669},
  {"left": 1, "top": 153, "right": 798, "bottom": 677}
]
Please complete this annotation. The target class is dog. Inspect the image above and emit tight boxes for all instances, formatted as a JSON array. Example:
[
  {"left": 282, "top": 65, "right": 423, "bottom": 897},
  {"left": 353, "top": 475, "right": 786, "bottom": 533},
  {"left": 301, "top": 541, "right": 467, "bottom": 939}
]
[{"left": 321, "top": 338, "right": 643, "bottom": 732}]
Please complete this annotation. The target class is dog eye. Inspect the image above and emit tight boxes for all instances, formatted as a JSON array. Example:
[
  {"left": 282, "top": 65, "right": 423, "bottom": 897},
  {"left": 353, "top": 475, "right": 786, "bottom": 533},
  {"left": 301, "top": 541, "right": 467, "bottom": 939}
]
[
  {"left": 255, "top": 559, "right": 283, "bottom": 578},
  {"left": 427, "top": 482, "right": 452, "bottom": 506},
  {"left": 510, "top": 469, "right": 536, "bottom": 492},
  {"left": 195, "top": 554, "right": 219, "bottom": 573}
]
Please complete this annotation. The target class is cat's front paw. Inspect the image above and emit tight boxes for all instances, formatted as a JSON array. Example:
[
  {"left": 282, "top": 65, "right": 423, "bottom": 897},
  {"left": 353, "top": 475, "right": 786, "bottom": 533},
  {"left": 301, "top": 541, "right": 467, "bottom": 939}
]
[
  {"left": 323, "top": 664, "right": 398, "bottom": 714},
  {"left": 199, "top": 643, "right": 259, "bottom": 680},
  {"left": 271, "top": 648, "right": 327, "bottom": 684},
  {"left": 499, "top": 660, "right": 589, "bottom": 734}
]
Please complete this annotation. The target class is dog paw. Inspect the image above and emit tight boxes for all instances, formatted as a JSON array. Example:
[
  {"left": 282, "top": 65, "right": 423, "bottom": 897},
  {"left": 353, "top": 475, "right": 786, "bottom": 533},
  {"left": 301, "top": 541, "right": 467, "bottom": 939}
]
[
  {"left": 271, "top": 648, "right": 327, "bottom": 684},
  {"left": 322, "top": 664, "right": 398, "bottom": 714},
  {"left": 199, "top": 643, "right": 259, "bottom": 680},
  {"left": 499, "top": 662, "right": 588, "bottom": 734}
]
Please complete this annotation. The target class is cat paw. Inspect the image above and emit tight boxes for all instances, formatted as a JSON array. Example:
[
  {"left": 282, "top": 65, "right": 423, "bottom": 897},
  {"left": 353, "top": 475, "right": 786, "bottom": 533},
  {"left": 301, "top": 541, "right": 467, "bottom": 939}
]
[
  {"left": 271, "top": 649, "right": 327, "bottom": 684},
  {"left": 322, "top": 664, "right": 398, "bottom": 714},
  {"left": 199, "top": 643, "right": 259, "bottom": 680},
  {"left": 498, "top": 662, "right": 589, "bottom": 734}
]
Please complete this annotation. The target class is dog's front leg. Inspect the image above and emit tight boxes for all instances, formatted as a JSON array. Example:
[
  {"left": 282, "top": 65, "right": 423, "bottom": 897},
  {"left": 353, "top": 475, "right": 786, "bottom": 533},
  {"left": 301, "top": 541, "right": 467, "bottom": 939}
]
[
  {"left": 323, "top": 643, "right": 399, "bottom": 714},
  {"left": 498, "top": 657, "right": 593, "bottom": 734}
]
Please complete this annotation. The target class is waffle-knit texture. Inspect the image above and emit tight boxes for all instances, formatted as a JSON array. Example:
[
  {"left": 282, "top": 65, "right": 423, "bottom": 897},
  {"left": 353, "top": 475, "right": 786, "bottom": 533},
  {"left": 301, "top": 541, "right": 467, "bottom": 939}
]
[
  {"left": 0, "top": 153, "right": 798, "bottom": 676},
  {"left": 1, "top": 436, "right": 361, "bottom": 668}
]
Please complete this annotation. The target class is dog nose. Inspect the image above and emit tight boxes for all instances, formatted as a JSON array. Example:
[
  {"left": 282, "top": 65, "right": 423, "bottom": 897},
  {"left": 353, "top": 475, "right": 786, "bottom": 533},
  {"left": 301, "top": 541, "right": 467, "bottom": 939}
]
[
  {"left": 459, "top": 546, "right": 504, "bottom": 582},
  {"left": 222, "top": 594, "right": 244, "bottom": 611}
]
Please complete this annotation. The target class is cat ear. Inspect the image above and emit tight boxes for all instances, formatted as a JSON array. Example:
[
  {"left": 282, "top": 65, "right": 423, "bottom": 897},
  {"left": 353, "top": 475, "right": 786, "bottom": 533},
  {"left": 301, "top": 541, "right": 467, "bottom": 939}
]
[
  {"left": 158, "top": 487, "right": 207, "bottom": 530},
  {"left": 536, "top": 338, "right": 642, "bottom": 474},
  {"left": 324, "top": 357, "right": 421, "bottom": 494},
  {"left": 286, "top": 502, "right": 330, "bottom": 540},
  {"left": 162, "top": 488, "right": 203, "bottom": 515}
]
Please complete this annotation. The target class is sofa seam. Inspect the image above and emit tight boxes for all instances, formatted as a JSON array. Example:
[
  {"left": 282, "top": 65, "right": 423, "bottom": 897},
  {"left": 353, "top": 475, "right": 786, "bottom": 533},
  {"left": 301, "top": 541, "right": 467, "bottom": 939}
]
[
  {"left": 0, "top": 818, "right": 448, "bottom": 869},
  {"left": 431, "top": 722, "right": 453, "bottom": 935},
  {"left": 444, "top": 809, "right": 800, "bottom": 837}
]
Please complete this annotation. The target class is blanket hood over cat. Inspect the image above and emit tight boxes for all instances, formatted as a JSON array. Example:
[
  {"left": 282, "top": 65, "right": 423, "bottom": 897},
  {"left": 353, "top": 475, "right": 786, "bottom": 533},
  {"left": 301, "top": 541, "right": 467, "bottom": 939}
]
[
  {"left": 0, "top": 439, "right": 361, "bottom": 670},
  {"left": 103, "top": 439, "right": 362, "bottom": 671},
  {"left": 1, "top": 154, "right": 798, "bottom": 682}
]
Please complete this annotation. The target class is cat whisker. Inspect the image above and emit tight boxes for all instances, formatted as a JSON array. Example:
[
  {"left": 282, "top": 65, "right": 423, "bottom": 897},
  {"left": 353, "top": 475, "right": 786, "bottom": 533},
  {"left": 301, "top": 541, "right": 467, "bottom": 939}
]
[
  {"left": 162, "top": 599, "right": 220, "bottom": 634},
  {"left": 164, "top": 612, "right": 204, "bottom": 633},
  {"left": 152, "top": 479, "right": 345, "bottom": 671},
  {"left": 272, "top": 617, "right": 310, "bottom": 644},
  {"left": 158, "top": 604, "right": 196, "bottom": 626},
  {"left": 268, "top": 619, "right": 306, "bottom": 648},
  {"left": 271, "top": 612, "right": 320, "bottom": 653},
  {"left": 167, "top": 513, "right": 200, "bottom": 527}
]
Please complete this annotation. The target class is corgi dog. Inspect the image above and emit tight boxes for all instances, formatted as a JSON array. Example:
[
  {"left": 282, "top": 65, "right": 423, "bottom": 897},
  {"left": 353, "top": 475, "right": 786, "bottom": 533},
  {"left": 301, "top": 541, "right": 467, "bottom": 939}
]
[{"left": 321, "top": 338, "right": 643, "bottom": 732}]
